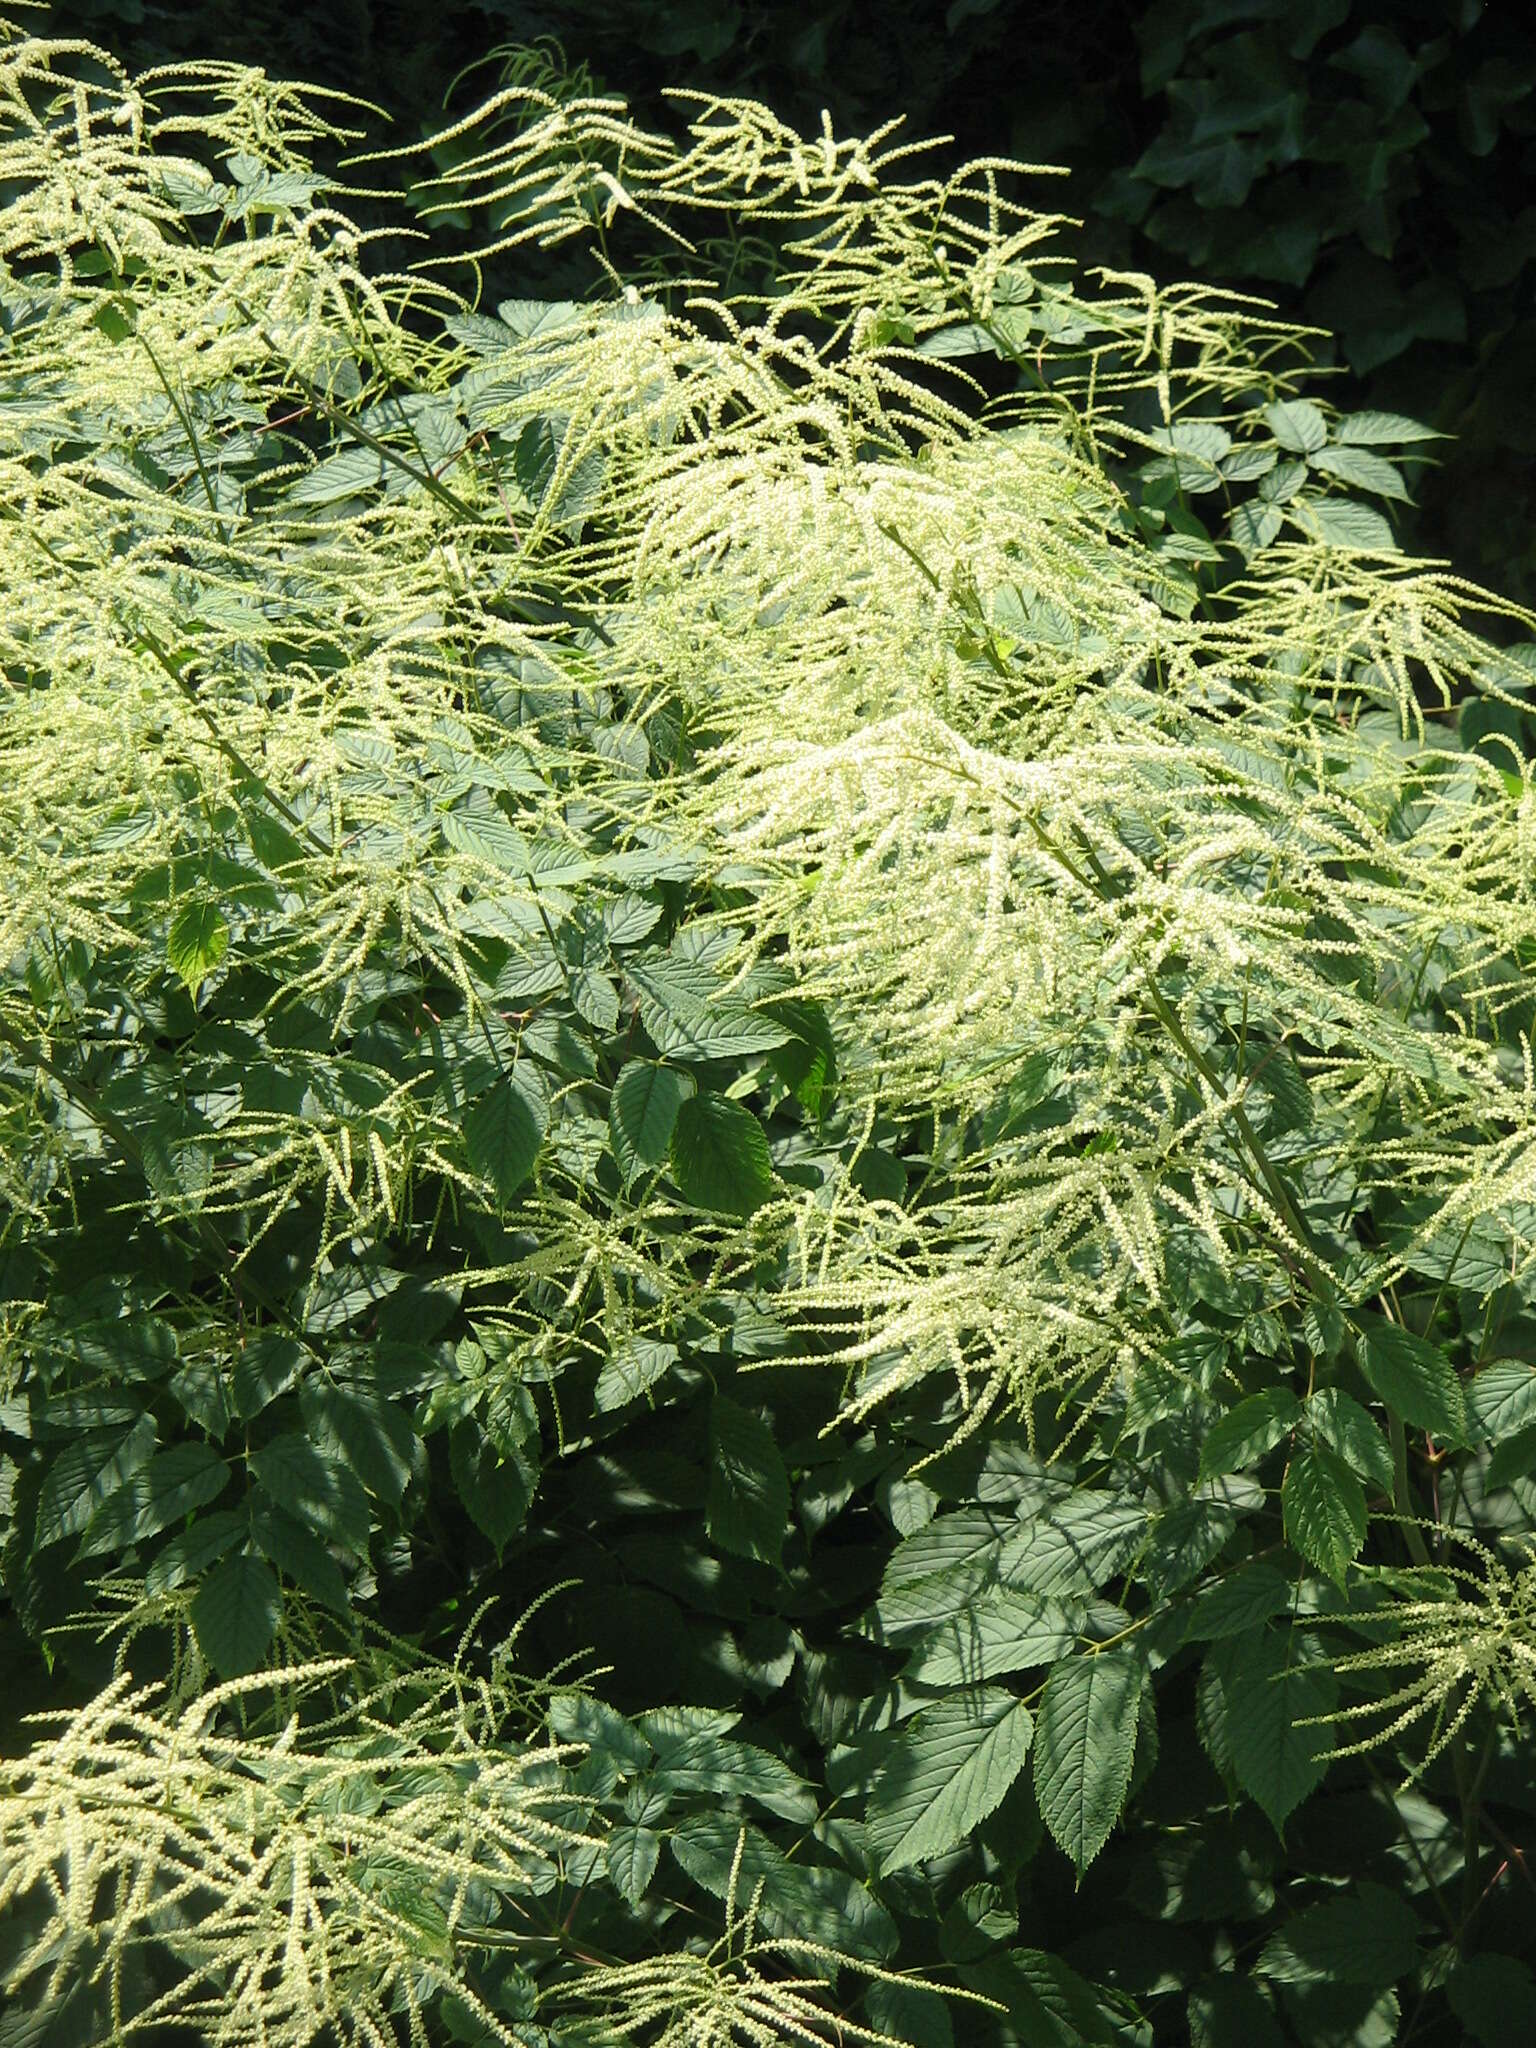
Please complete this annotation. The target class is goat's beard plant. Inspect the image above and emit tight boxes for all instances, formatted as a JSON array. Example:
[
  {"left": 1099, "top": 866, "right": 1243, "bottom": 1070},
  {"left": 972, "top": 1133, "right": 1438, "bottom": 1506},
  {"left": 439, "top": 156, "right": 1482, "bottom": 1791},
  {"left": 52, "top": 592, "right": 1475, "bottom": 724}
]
[{"left": 3, "top": 14, "right": 1536, "bottom": 2048}]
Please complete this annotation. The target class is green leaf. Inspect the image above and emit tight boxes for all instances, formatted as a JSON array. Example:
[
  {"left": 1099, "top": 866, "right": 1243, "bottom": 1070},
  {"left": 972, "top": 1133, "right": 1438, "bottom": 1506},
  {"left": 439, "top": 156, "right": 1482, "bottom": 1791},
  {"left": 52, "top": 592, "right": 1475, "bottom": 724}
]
[
  {"left": 1355, "top": 1314, "right": 1468, "bottom": 1442},
  {"left": 76, "top": 1441, "right": 231, "bottom": 1559},
  {"left": 868, "top": 1685, "right": 1035, "bottom": 1874},
  {"left": 512, "top": 414, "right": 607, "bottom": 532},
  {"left": 34, "top": 1414, "right": 157, "bottom": 1550},
  {"left": 1032, "top": 1647, "right": 1143, "bottom": 1875},
  {"left": 569, "top": 965, "right": 619, "bottom": 1032},
  {"left": 1307, "top": 1388, "right": 1393, "bottom": 1491},
  {"left": 670, "top": 1813, "right": 896, "bottom": 1960},
  {"left": 1212, "top": 1629, "right": 1335, "bottom": 1835},
  {"left": 248, "top": 1493, "right": 351, "bottom": 1610},
  {"left": 764, "top": 998, "right": 837, "bottom": 1112},
  {"left": 939, "top": 1881, "right": 1019, "bottom": 1963},
  {"left": 904, "top": 1588, "right": 1078, "bottom": 1686},
  {"left": 1282, "top": 1444, "right": 1365, "bottom": 1583},
  {"left": 668, "top": 1091, "right": 774, "bottom": 1216},
  {"left": 1186, "top": 1562, "right": 1293, "bottom": 1640},
  {"left": 1449, "top": 1955, "right": 1536, "bottom": 2048},
  {"left": 143, "top": 1509, "right": 248, "bottom": 1595},
  {"left": 1139, "top": 1496, "right": 1237, "bottom": 1600},
  {"left": 190, "top": 1550, "right": 282, "bottom": 1677},
  {"left": 496, "top": 298, "right": 583, "bottom": 339},
  {"left": 167, "top": 1358, "right": 232, "bottom": 1438},
  {"left": 865, "top": 1980, "right": 954, "bottom": 2048},
  {"left": 916, "top": 322, "right": 1002, "bottom": 359},
  {"left": 550, "top": 1692, "right": 654, "bottom": 1774},
  {"left": 874, "top": 1515, "right": 1015, "bottom": 1643},
  {"left": 449, "top": 1417, "right": 537, "bottom": 1556},
  {"left": 1466, "top": 1360, "right": 1536, "bottom": 1446},
  {"left": 1221, "top": 443, "right": 1279, "bottom": 484},
  {"left": 609, "top": 1059, "right": 695, "bottom": 1182},
  {"left": 1486, "top": 1423, "right": 1536, "bottom": 1490},
  {"left": 286, "top": 443, "right": 388, "bottom": 504},
  {"left": 298, "top": 1380, "right": 415, "bottom": 1507},
  {"left": 606, "top": 1824, "right": 659, "bottom": 1904},
  {"left": 1188, "top": 1976, "right": 1285, "bottom": 2048},
  {"left": 1308, "top": 446, "right": 1409, "bottom": 500},
  {"left": 1334, "top": 409, "right": 1443, "bottom": 445},
  {"left": 464, "top": 1068, "right": 548, "bottom": 1206},
  {"left": 440, "top": 805, "right": 529, "bottom": 871},
  {"left": 1264, "top": 399, "right": 1328, "bottom": 454},
  {"left": 1257, "top": 1882, "right": 1419, "bottom": 1987},
  {"left": 231, "top": 1333, "right": 303, "bottom": 1420},
  {"left": 1000, "top": 1491, "right": 1149, "bottom": 1598},
  {"left": 167, "top": 899, "right": 229, "bottom": 993},
  {"left": 1198, "top": 1389, "right": 1301, "bottom": 1482},
  {"left": 1290, "top": 495, "right": 1398, "bottom": 552},
  {"left": 247, "top": 1431, "right": 371, "bottom": 1554},
  {"left": 706, "top": 1394, "right": 789, "bottom": 1565},
  {"left": 970, "top": 1947, "right": 1124, "bottom": 2046},
  {"left": 1228, "top": 501, "right": 1283, "bottom": 553},
  {"left": 594, "top": 1336, "right": 679, "bottom": 1412},
  {"left": 649, "top": 1731, "right": 816, "bottom": 1822}
]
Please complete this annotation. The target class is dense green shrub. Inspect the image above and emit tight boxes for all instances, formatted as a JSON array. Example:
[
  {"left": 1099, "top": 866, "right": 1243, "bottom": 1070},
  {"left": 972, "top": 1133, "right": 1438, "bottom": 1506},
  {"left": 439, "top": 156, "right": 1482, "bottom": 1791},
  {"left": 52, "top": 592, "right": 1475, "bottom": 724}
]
[
  {"left": 39, "top": 0, "right": 1536, "bottom": 620},
  {"left": 6, "top": 19, "right": 1536, "bottom": 2048}
]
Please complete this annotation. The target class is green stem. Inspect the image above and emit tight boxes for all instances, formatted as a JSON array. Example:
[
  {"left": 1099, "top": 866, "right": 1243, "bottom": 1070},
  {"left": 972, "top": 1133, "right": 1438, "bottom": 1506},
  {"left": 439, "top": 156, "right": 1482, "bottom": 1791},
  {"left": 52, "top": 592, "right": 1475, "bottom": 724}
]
[{"left": 1388, "top": 1411, "right": 1433, "bottom": 1568}]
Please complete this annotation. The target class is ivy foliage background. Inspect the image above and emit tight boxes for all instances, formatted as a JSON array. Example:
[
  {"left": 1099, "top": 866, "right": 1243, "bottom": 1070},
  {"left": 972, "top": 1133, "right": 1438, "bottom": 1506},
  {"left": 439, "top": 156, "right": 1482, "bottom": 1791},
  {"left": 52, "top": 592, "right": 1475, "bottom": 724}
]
[{"left": 6, "top": 13, "right": 1536, "bottom": 2048}]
